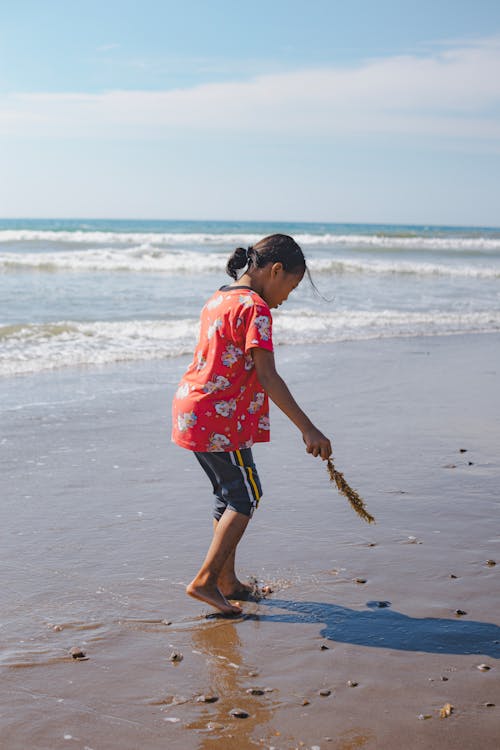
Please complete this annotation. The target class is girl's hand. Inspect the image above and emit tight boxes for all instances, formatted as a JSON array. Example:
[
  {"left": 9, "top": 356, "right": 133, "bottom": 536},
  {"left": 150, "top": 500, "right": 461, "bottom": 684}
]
[{"left": 302, "top": 428, "right": 332, "bottom": 460}]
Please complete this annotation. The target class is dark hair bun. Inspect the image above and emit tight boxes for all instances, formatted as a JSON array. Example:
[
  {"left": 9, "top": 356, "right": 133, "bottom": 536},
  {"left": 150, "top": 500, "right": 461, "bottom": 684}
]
[
  {"left": 226, "top": 246, "right": 249, "bottom": 280},
  {"left": 225, "top": 235, "right": 305, "bottom": 280}
]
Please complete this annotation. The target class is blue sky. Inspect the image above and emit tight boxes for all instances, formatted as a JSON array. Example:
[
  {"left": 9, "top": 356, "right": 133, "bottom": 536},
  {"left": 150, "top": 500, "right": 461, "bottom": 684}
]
[{"left": 1, "top": 0, "right": 500, "bottom": 225}]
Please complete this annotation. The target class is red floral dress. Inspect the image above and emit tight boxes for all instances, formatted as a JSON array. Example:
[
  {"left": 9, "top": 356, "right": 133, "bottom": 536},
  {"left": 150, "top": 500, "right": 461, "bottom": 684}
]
[{"left": 172, "top": 286, "right": 273, "bottom": 452}]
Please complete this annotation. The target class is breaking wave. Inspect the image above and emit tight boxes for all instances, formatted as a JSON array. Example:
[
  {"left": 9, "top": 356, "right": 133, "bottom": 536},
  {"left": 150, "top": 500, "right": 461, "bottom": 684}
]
[
  {"left": 1, "top": 247, "right": 499, "bottom": 278},
  {"left": 2, "top": 310, "right": 500, "bottom": 376},
  {"left": 2, "top": 229, "right": 500, "bottom": 252}
]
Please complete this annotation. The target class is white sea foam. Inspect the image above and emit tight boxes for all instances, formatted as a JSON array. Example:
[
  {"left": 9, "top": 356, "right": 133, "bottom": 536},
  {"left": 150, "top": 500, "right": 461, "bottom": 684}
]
[
  {"left": 2, "top": 310, "right": 500, "bottom": 377},
  {"left": 0, "top": 319, "right": 198, "bottom": 376},
  {"left": 0, "top": 247, "right": 229, "bottom": 273},
  {"left": 1, "top": 247, "right": 499, "bottom": 278},
  {"left": 273, "top": 309, "right": 500, "bottom": 342},
  {"left": 1, "top": 229, "right": 500, "bottom": 251},
  {"left": 309, "top": 257, "right": 500, "bottom": 278}
]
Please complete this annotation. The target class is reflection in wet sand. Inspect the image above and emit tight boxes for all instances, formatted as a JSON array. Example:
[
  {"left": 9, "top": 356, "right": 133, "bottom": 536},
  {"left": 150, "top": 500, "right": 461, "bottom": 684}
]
[{"left": 186, "top": 614, "right": 278, "bottom": 749}]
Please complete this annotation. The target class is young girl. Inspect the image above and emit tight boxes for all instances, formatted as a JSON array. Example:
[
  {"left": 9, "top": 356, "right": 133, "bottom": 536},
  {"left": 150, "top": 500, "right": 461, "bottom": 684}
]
[{"left": 172, "top": 234, "right": 332, "bottom": 616}]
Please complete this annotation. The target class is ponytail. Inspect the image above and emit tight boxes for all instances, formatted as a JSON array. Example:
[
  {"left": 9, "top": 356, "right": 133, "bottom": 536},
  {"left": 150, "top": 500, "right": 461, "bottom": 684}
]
[
  {"left": 226, "top": 234, "right": 305, "bottom": 280},
  {"left": 226, "top": 246, "right": 252, "bottom": 280}
]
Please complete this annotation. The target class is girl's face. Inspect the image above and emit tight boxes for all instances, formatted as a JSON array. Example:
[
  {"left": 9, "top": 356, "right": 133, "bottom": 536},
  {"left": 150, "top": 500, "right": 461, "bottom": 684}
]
[{"left": 262, "top": 264, "right": 304, "bottom": 309}]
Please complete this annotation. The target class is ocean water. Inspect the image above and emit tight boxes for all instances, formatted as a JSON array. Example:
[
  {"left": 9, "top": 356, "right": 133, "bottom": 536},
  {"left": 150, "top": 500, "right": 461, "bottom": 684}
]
[{"left": 1, "top": 218, "right": 500, "bottom": 377}]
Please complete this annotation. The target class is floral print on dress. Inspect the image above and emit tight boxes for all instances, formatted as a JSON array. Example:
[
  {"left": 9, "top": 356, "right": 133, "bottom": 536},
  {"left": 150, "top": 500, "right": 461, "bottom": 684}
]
[
  {"left": 207, "top": 294, "right": 223, "bottom": 310},
  {"left": 196, "top": 352, "right": 207, "bottom": 370},
  {"left": 207, "top": 318, "right": 223, "bottom": 340},
  {"left": 202, "top": 375, "right": 230, "bottom": 394},
  {"left": 214, "top": 398, "right": 237, "bottom": 417},
  {"left": 208, "top": 432, "right": 231, "bottom": 451},
  {"left": 258, "top": 415, "right": 270, "bottom": 430},
  {"left": 239, "top": 294, "right": 254, "bottom": 308},
  {"left": 175, "top": 383, "right": 190, "bottom": 399},
  {"left": 254, "top": 315, "right": 271, "bottom": 341},
  {"left": 244, "top": 353, "right": 254, "bottom": 371},
  {"left": 221, "top": 343, "right": 243, "bottom": 367},
  {"left": 177, "top": 411, "right": 197, "bottom": 432},
  {"left": 248, "top": 392, "right": 265, "bottom": 414}
]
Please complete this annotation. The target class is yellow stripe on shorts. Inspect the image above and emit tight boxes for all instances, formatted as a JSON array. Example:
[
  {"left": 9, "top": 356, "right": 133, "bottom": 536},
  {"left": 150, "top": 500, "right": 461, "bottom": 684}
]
[{"left": 235, "top": 449, "right": 260, "bottom": 502}]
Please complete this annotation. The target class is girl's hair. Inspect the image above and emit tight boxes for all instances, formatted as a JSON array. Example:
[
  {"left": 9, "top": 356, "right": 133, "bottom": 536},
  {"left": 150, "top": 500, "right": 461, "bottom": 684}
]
[{"left": 226, "top": 234, "right": 306, "bottom": 280}]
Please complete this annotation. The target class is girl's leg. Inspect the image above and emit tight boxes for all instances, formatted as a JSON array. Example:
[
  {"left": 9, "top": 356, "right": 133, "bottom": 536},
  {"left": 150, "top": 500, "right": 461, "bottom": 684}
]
[
  {"left": 214, "top": 518, "right": 254, "bottom": 598},
  {"left": 186, "top": 509, "right": 249, "bottom": 615}
]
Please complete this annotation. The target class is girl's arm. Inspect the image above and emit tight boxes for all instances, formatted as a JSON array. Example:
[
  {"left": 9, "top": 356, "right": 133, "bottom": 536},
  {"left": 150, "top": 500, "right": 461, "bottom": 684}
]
[{"left": 251, "top": 347, "right": 332, "bottom": 460}]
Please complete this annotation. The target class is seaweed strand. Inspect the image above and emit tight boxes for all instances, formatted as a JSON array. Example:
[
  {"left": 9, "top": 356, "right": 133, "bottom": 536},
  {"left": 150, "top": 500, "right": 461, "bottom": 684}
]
[{"left": 326, "top": 458, "right": 375, "bottom": 524}]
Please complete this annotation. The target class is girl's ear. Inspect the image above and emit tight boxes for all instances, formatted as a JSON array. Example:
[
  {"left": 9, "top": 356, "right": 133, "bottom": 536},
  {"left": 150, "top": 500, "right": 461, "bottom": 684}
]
[{"left": 271, "top": 262, "right": 284, "bottom": 275}]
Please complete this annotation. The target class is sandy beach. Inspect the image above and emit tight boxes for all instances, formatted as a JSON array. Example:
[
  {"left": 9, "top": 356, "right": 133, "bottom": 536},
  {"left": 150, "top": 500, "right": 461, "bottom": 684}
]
[{"left": 1, "top": 333, "right": 499, "bottom": 750}]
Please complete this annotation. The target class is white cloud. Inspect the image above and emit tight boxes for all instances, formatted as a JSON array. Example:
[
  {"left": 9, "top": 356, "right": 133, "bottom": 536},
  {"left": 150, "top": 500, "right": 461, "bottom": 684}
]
[{"left": 1, "top": 36, "right": 500, "bottom": 141}]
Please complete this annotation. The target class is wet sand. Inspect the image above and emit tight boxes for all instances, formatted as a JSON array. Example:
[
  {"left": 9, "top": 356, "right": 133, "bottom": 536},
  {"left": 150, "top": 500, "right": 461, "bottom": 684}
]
[{"left": 1, "top": 334, "right": 499, "bottom": 749}]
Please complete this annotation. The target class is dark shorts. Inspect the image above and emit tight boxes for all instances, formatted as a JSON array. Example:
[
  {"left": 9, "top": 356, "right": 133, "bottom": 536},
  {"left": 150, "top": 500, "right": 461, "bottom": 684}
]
[{"left": 194, "top": 448, "right": 263, "bottom": 520}]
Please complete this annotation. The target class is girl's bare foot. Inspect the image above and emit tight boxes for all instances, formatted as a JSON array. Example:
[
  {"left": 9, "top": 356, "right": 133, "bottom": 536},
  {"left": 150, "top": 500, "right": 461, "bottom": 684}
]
[
  {"left": 218, "top": 577, "right": 256, "bottom": 599},
  {"left": 186, "top": 580, "right": 242, "bottom": 616}
]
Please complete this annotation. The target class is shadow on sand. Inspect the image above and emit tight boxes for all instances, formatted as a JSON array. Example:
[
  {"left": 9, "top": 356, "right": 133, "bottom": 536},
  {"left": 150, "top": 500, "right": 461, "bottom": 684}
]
[{"left": 254, "top": 598, "right": 500, "bottom": 658}]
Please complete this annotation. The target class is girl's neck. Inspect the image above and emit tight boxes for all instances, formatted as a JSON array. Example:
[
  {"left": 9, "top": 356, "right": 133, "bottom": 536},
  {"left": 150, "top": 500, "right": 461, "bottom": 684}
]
[{"left": 231, "top": 271, "right": 264, "bottom": 298}]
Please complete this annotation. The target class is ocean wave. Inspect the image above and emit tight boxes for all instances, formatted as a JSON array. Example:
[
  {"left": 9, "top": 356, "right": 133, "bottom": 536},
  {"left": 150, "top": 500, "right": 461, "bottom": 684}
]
[
  {"left": 1, "top": 247, "right": 499, "bottom": 278},
  {"left": 1, "top": 229, "right": 500, "bottom": 251},
  {"left": 2, "top": 310, "right": 500, "bottom": 377},
  {"left": 0, "top": 319, "right": 198, "bottom": 376},
  {"left": 310, "top": 257, "right": 500, "bottom": 278},
  {"left": 0, "top": 248, "right": 229, "bottom": 273},
  {"left": 273, "top": 309, "right": 500, "bottom": 341}
]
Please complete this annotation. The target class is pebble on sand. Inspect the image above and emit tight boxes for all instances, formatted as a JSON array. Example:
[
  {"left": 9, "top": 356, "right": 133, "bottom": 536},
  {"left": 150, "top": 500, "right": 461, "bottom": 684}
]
[
  {"left": 229, "top": 708, "right": 249, "bottom": 719},
  {"left": 347, "top": 680, "right": 358, "bottom": 687},
  {"left": 484, "top": 702, "right": 495, "bottom": 707},
  {"left": 320, "top": 643, "right": 329, "bottom": 650},
  {"left": 455, "top": 609, "right": 467, "bottom": 616},
  {"left": 169, "top": 651, "right": 183, "bottom": 663},
  {"left": 69, "top": 647, "right": 86, "bottom": 660},
  {"left": 354, "top": 578, "right": 367, "bottom": 584},
  {"left": 246, "top": 688, "right": 265, "bottom": 695},
  {"left": 318, "top": 689, "right": 331, "bottom": 696},
  {"left": 196, "top": 694, "right": 219, "bottom": 703},
  {"left": 301, "top": 699, "right": 310, "bottom": 706},
  {"left": 477, "top": 664, "right": 491, "bottom": 671},
  {"left": 486, "top": 559, "right": 496, "bottom": 567}
]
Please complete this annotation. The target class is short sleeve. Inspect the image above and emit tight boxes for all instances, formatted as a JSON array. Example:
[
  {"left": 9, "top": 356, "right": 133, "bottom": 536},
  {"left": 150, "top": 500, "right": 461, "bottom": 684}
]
[{"left": 244, "top": 301, "right": 273, "bottom": 353}]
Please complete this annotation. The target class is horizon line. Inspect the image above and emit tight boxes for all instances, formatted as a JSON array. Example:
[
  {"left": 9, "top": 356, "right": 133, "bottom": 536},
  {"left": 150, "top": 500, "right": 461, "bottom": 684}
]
[{"left": 0, "top": 216, "right": 499, "bottom": 231}]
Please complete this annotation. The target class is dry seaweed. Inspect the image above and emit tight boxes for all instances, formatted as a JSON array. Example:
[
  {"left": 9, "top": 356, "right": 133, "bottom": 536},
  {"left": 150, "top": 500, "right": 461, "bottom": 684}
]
[
  {"left": 439, "top": 702, "right": 453, "bottom": 719},
  {"left": 327, "top": 458, "right": 375, "bottom": 524}
]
